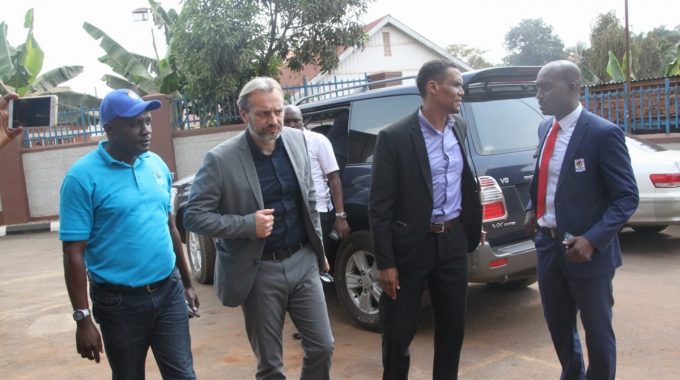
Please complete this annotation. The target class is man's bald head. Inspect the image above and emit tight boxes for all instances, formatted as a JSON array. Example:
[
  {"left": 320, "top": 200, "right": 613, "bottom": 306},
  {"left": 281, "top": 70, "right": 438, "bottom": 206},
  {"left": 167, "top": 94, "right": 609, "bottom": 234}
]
[
  {"left": 541, "top": 60, "right": 582, "bottom": 87},
  {"left": 536, "top": 60, "right": 583, "bottom": 119},
  {"left": 283, "top": 105, "right": 304, "bottom": 130}
]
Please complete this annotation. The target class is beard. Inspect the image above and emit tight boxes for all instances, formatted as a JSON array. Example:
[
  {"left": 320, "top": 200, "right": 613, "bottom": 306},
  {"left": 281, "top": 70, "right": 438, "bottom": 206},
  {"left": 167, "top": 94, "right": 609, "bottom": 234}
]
[{"left": 248, "top": 123, "right": 281, "bottom": 142}]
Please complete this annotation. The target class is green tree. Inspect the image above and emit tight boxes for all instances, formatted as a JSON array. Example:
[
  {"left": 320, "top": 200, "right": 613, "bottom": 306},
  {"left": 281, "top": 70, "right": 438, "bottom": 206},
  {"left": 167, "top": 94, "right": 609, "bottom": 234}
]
[
  {"left": 171, "top": 0, "right": 370, "bottom": 102},
  {"left": 446, "top": 43, "right": 493, "bottom": 69},
  {"left": 582, "top": 11, "right": 626, "bottom": 81},
  {"left": 0, "top": 9, "right": 89, "bottom": 106},
  {"left": 503, "top": 19, "right": 565, "bottom": 65},
  {"left": 83, "top": 0, "right": 181, "bottom": 96},
  {"left": 633, "top": 26, "right": 680, "bottom": 79}
]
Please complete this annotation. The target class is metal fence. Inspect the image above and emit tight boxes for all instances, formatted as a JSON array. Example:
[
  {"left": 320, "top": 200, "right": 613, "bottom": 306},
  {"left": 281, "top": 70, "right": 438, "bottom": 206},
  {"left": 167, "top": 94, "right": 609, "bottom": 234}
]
[
  {"left": 582, "top": 78, "right": 680, "bottom": 134},
  {"left": 21, "top": 107, "right": 104, "bottom": 148},
  {"left": 174, "top": 94, "right": 241, "bottom": 130},
  {"left": 283, "top": 75, "right": 369, "bottom": 103},
  {"left": 172, "top": 76, "right": 371, "bottom": 130}
]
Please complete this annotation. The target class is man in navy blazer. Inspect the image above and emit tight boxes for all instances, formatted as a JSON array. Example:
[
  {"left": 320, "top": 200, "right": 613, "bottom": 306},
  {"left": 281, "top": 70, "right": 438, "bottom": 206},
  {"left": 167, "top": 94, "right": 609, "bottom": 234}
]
[{"left": 524, "top": 60, "right": 639, "bottom": 380}]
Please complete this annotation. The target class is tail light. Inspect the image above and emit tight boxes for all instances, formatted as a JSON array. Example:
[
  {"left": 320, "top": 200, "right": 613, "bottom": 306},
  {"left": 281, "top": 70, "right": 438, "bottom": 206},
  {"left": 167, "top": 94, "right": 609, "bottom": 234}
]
[
  {"left": 649, "top": 174, "right": 680, "bottom": 188},
  {"left": 478, "top": 176, "right": 507, "bottom": 222}
]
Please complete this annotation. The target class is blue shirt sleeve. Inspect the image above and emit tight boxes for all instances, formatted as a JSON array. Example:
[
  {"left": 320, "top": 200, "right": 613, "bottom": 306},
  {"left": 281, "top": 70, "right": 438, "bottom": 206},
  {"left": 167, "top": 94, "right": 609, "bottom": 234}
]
[{"left": 59, "top": 174, "right": 94, "bottom": 242}]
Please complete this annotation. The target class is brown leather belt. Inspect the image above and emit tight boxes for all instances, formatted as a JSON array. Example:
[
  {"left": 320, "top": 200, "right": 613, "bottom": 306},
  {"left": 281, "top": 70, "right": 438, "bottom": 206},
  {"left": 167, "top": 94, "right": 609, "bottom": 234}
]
[
  {"left": 91, "top": 274, "right": 172, "bottom": 294},
  {"left": 261, "top": 242, "right": 305, "bottom": 261},
  {"left": 429, "top": 218, "right": 458, "bottom": 234}
]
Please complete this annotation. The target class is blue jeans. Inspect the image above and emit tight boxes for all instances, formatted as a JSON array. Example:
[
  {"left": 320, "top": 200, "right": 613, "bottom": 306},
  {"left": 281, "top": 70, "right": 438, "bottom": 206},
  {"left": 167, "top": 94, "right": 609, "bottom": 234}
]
[{"left": 90, "top": 268, "right": 196, "bottom": 380}]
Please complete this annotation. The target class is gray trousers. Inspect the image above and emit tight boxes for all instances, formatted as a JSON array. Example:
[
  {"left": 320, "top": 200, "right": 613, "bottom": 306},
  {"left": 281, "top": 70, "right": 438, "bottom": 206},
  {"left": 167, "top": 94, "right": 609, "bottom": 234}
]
[{"left": 242, "top": 245, "right": 334, "bottom": 380}]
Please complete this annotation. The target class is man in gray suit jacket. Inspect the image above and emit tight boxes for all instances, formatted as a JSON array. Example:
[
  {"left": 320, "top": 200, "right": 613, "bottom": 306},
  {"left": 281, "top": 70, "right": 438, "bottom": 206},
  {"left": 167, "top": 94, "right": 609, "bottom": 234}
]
[{"left": 183, "top": 77, "right": 334, "bottom": 380}]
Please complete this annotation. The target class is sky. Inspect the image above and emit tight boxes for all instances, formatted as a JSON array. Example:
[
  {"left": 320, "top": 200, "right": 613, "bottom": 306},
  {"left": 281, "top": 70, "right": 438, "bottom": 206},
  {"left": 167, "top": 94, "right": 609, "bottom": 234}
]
[{"left": 3, "top": 0, "right": 679, "bottom": 97}]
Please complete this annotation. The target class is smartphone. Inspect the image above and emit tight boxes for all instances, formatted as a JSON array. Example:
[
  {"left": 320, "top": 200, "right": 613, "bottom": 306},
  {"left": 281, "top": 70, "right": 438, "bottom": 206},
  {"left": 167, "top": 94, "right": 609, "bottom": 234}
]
[
  {"left": 186, "top": 301, "right": 200, "bottom": 319},
  {"left": 8, "top": 95, "right": 58, "bottom": 128}
]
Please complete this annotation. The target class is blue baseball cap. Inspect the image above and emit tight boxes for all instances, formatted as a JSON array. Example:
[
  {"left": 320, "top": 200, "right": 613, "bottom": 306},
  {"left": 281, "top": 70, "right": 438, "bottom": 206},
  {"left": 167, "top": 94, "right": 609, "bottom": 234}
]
[{"left": 100, "top": 89, "right": 161, "bottom": 126}]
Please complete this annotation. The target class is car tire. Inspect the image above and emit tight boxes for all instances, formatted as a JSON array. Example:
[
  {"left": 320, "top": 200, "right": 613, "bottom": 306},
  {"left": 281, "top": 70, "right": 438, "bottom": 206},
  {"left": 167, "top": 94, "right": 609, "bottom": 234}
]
[
  {"left": 486, "top": 276, "right": 537, "bottom": 290},
  {"left": 631, "top": 225, "right": 668, "bottom": 234},
  {"left": 334, "top": 231, "right": 382, "bottom": 331},
  {"left": 186, "top": 231, "right": 215, "bottom": 284}
]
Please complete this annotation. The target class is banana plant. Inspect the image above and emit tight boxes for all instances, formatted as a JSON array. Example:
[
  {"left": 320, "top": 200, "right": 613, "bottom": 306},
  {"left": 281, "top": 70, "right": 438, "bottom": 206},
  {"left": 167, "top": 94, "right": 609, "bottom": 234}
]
[
  {"left": 665, "top": 44, "right": 680, "bottom": 76},
  {"left": 0, "top": 9, "right": 85, "bottom": 100},
  {"left": 83, "top": 0, "right": 181, "bottom": 96},
  {"left": 606, "top": 50, "right": 636, "bottom": 83}
]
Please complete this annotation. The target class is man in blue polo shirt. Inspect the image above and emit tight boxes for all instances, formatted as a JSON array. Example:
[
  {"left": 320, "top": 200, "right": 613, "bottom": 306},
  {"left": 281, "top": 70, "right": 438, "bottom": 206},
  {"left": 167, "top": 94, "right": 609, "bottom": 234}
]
[{"left": 60, "top": 89, "right": 199, "bottom": 379}]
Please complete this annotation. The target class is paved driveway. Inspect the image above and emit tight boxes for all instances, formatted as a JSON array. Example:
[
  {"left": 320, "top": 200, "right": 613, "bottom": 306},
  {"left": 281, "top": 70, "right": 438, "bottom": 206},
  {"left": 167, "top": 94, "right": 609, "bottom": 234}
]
[{"left": 1, "top": 226, "right": 679, "bottom": 379}]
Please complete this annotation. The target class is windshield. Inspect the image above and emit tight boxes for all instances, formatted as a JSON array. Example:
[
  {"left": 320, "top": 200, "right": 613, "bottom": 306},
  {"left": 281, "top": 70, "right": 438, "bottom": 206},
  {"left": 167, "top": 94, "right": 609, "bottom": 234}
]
[{"left": 465, "top": 97, "right": 545, "bottom": 155}]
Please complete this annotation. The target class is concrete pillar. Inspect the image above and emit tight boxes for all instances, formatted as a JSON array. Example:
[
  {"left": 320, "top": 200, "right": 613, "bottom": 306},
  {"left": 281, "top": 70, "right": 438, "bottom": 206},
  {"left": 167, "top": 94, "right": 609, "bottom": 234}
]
[
  {"left": 0, "top": 136, "right": 30, "bottom": 225},
  {"left": 144, "top": 94, "right": 177, "bottom": 175}
]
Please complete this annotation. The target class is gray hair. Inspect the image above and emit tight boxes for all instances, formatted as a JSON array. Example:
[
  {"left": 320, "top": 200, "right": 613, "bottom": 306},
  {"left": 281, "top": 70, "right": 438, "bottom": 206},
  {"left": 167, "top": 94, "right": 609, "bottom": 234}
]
[{"left": 237, "top": 77, "right": 283, "bottom": 111}]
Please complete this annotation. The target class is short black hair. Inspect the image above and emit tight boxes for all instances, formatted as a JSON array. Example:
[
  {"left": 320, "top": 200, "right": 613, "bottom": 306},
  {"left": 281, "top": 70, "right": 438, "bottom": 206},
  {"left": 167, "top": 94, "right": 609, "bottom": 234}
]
[{"left": 416, "top": 59, "right": 459, "bottom": 98}]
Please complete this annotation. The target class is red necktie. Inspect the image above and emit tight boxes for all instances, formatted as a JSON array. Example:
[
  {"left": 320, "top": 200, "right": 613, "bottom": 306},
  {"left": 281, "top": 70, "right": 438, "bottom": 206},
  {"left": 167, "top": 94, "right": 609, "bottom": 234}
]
[{"left": 536, "top": 119, "right": 560, "bottom": 220}]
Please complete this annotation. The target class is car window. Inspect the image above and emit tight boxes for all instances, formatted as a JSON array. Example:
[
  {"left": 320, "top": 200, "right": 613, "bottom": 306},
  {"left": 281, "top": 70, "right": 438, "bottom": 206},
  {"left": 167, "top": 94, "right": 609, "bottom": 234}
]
[
  {"left": 465, "top": 97, "right": 545, "bottom": 155},
  {"left": 349, "top": 95, "right": 421, "bottom": 163}
]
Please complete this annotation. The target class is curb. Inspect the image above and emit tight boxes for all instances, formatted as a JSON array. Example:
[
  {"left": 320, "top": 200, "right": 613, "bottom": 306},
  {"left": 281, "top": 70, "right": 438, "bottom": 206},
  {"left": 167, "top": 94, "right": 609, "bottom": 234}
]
[{"left": 0, "top": 221, "right": 59, "bottom": 237}]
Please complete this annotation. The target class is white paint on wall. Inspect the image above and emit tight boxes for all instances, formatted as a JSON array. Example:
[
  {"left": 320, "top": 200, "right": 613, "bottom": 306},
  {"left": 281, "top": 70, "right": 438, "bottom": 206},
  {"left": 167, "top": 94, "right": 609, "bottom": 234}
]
[
  {"left": 172, "top": 130, "right": 242, "bottom": 179},
  {"left": 23, "top": 145, "right": 94, "bottom": 217}
]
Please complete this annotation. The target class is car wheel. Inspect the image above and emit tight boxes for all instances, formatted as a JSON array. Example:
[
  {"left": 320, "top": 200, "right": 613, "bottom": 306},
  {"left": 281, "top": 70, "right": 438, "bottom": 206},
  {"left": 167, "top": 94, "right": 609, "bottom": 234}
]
[
  {"left": 487, "top": 276, "right": 537, "bottom": 290},
  {"left": 186, "top": 231, "right": 215, "bottom": 284},
  {"left": 334, "top": 231, "right": 382, "bottom": 331},
  {"left": 631, "top": 225, "right": 668, "bottom": 234}
]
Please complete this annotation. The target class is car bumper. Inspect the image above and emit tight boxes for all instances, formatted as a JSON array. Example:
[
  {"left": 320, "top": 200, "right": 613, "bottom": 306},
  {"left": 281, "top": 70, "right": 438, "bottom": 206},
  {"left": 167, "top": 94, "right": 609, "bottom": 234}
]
[
  {"left": 627, "top": 192, "right": 680, "bottom": 226},
  {"left": 467, "top": 239, "right": 537, "bottom": 283}
]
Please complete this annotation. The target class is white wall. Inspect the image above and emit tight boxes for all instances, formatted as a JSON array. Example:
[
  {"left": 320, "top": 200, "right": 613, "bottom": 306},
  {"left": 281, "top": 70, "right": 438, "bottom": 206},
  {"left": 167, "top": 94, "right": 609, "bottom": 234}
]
[
  {"left": 172, "top": 130, "right": 241, "bottom": 179},
  {"left": 20, "top": 129, "right": 242, "bottom": 218},
  {"left": 23, "top": 145, "right": 93, "bottom": 218},
  {"left": 318, "top": 25, "right": 443, "bottom": 82}
]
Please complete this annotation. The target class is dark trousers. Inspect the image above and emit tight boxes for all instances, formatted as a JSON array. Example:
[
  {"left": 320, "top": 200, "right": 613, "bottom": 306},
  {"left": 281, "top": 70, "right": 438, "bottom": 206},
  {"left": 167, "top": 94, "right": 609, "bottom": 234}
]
[
  {"left": 90, "top": 268, "right": 196, "bottom": 380},
  {"left": 535, "top": 230, "right": 616, "bottom": 380},
  {"left": 380, "top": 219, "right": 469, "bottom": 380},
  {"left": 319, "top": 211, "right": 337, "bottom": 256}
]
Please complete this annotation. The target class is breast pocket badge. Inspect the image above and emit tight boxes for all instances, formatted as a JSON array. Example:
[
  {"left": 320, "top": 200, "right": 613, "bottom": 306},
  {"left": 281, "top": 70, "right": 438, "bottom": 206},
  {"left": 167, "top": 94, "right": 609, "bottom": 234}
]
[{"left": 574, "top": 158, "right": 586, "bottom": 173}]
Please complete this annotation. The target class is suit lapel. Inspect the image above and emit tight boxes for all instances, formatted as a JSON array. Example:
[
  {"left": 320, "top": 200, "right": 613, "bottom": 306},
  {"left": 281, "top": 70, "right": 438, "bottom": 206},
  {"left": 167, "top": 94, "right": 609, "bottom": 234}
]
[
  {"left": 409, "top": 114, "right": 433, "bottom": 198},
  {"left": 281, "top": 129, "right": 309, "bottom": 205},
  {"left": 557, "top": 111, "right": 590, "bottom": 189},
  {"left": 238, "top": 132, "right": 264, "bottom": 209}
]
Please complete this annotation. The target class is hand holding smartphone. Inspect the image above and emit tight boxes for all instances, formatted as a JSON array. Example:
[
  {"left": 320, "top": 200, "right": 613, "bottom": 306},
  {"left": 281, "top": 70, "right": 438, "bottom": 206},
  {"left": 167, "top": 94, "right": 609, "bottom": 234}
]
[
  {"left": 187, "top": 301, "right": 200, "bottom": 319},
  {"left": 8, "top": 95, "right": 58, "bottom": 129},
  {"left": 563, "top": 232, "right": 574, "bottom": 248}
]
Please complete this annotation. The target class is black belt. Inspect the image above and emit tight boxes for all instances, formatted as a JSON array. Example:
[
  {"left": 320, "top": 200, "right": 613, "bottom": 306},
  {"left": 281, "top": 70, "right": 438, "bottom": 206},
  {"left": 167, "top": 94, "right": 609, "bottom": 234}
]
[
  {"left": 429, "top": 218, "right": 458, "bottom": 234},
  {"left": 538, "top": 226, "right": 560, "bottom": 238},
  {"left": 91, "top": 274, "right": 172, "bottom": 294},
  {"left": 261, "top": 242, "right": 305, "bottom": 261}
]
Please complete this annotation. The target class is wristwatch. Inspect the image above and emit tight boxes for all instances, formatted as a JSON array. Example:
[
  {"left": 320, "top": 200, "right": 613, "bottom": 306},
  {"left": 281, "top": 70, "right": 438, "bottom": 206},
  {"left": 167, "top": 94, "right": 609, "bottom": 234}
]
[
  {"left": 72, "top": 308, "right": 91, "bottom": 322},
  {"left": 335, "top": 212, "right": 347, "bottom": 219}
]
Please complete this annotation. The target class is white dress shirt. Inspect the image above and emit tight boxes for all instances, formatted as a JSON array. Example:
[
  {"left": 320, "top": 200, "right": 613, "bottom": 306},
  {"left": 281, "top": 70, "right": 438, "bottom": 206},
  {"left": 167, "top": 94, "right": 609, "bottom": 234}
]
[
  {"left": 303, "top": 129, "right": 340, "bottom": 213},
  {"left": 538, "top": 103, "right": 583, "bottom": 228}
]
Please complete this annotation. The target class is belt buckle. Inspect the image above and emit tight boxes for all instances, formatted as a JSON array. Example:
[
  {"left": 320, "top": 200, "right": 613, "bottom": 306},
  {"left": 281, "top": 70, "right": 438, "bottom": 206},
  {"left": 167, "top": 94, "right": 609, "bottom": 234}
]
[
  {"left": 146, "top": 283, "right": 159, "bottom": 293},
  {"left": 271, "top": 250, "right": 279, "bottom": 261},
  {"left": 432, "top": 222, "right": 445, "bottom": 234}
]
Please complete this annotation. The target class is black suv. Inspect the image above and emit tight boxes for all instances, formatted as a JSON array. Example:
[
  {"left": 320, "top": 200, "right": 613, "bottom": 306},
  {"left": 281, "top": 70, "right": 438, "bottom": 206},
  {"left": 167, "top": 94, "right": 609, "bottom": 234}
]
[{"left": 173, "top": 66, "right": 544, "bottom": 330}]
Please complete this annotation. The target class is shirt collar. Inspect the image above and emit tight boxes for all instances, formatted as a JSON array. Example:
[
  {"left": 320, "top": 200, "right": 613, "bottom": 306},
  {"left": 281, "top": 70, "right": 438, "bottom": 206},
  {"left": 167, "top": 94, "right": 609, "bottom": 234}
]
[
  {"left": 556, "top": 103, "right": 582, "bottom": 131},
  {"left": 418, "top": 108, "right": 455, "bottom": 135},
  {"left": 97, "top": 140, "right": 149, "bottom": 167}
]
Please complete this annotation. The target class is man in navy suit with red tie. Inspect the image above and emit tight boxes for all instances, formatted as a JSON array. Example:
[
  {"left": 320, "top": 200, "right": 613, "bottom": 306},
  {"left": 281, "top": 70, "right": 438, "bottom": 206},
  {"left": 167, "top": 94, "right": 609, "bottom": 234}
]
[{"left": 524, "top": 60, "right": 638, "bottom": 380}]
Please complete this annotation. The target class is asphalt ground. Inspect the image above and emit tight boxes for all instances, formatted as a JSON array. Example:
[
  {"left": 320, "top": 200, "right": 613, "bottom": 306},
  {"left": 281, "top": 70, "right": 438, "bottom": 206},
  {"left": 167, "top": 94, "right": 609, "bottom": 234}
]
[{"left": 1, "top": 226, "right": 679, "bottom": 379}]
